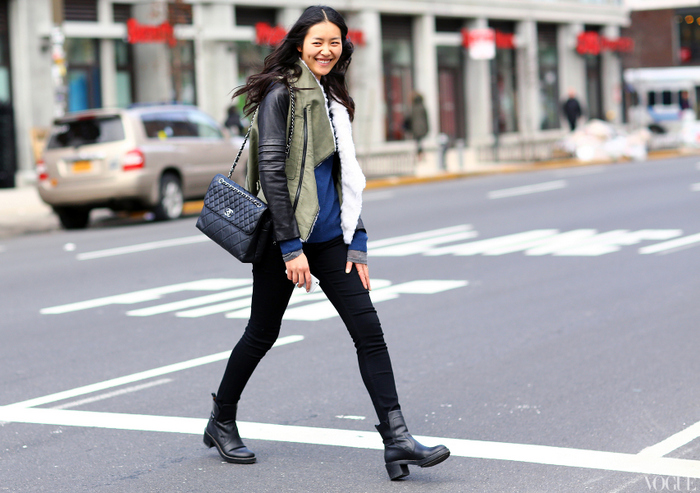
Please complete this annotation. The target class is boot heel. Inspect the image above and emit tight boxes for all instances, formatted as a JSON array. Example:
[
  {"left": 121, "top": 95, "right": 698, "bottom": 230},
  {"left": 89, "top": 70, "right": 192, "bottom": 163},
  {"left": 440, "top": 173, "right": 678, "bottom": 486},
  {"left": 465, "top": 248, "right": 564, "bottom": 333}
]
[
  {"left": 386, "top": 463, "right": 410, "bottom": 480},
  {"left": 203, "top": 432, "right": 215, "bottom": 448}
]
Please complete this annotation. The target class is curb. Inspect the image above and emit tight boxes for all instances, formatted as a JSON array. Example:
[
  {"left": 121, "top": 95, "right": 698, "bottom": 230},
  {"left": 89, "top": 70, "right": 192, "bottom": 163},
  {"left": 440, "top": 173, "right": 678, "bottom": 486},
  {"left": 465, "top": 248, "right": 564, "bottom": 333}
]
[
  {"left": 178, "top": 147, "right": 699, "bottom": 215},
  {"left": 5, "top": 147, "right": 700, "bottom": 238}
]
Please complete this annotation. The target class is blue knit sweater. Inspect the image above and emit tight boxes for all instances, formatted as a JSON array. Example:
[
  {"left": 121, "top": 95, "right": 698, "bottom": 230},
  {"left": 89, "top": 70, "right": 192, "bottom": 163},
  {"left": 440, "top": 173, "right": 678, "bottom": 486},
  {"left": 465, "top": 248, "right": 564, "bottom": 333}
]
[{"left": 280, "top": 153, "right": 367, "bottom": 260}]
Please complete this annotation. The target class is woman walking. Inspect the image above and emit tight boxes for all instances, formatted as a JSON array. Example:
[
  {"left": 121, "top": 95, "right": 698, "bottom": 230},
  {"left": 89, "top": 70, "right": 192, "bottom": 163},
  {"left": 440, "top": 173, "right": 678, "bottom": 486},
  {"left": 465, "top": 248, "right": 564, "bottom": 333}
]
[{"left": 203, "top": 5, "right": 450, "bottom": 480}]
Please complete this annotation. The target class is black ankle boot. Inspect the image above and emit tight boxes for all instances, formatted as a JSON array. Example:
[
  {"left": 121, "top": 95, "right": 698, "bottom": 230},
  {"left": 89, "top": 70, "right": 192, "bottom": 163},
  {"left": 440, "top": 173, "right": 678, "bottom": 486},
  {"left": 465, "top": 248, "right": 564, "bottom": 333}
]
[
  {"left": 203, "top": 393, "right": 256, "bottom": 464},
  {"left": 375, "top": 410, "right": 450, "bottom": 480}
]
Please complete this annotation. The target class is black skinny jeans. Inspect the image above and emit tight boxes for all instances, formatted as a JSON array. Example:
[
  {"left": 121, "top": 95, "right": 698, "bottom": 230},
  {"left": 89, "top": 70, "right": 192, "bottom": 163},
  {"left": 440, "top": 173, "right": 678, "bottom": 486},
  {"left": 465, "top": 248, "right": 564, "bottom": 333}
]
[{"left": 216, "top": 235, "right": 401, "bottom": 424}]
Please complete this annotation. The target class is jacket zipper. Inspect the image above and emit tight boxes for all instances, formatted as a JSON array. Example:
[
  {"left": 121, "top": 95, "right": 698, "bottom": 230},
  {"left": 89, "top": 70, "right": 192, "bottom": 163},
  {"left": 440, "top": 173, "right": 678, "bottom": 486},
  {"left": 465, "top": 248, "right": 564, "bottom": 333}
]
[{"left": 292, "top": 107, "right": 308, "bottom": 213}]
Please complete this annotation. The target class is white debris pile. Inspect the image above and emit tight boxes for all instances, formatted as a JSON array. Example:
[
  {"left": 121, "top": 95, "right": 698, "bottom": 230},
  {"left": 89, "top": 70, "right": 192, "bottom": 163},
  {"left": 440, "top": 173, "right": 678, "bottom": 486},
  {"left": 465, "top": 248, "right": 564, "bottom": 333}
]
[
  {"left": 680, "top": 110, "right": 700, "bottom": 148},
  {"left": 560, "top": 119, "right": 651, "bottom": 162}
]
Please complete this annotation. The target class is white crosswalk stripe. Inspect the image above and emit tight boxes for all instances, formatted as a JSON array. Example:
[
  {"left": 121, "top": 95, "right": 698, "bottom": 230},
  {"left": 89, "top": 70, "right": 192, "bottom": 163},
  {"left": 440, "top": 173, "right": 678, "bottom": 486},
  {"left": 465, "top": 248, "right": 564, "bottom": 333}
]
[
  {"left": 40, "top": 278, "right": 468, "bottom": 322},
  {"left": 366, "top": 225, "right": 686, "bottom": 258}
]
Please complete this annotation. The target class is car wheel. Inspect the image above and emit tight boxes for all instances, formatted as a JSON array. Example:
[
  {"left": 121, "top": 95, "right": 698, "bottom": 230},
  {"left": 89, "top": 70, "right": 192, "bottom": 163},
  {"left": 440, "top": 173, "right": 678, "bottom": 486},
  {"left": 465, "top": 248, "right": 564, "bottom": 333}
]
[
  {"left": 153, "top": 173, "right": 184, "bottom": 221},
  {"left": 54, "top": 207, "right": 91, "bottom": 229}
]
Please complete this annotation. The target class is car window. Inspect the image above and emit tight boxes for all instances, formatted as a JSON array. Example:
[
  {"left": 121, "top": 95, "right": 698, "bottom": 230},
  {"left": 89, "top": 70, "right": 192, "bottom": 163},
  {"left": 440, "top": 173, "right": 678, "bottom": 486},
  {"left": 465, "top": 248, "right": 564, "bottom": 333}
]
[
  {"left": 188, "top": 111, "right": 223, "bottom": 139},
  {"left": 141, "top": 111, "right": 198, "bottom": 139},
  {"left": 47, "top": 116, "right": 125, "bottom": 149}
]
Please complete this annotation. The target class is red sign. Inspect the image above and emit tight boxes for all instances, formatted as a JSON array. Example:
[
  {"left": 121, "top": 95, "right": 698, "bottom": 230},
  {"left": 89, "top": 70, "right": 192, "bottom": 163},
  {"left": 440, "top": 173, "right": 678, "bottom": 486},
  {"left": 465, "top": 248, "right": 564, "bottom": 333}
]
[
  {"left": 495, "top": 31, "right": 515, "bottom": 50},
  {"left": 255, "top": 22, "right": 287, "bottom": 46},
  {"left": 127, "top": 19, "right": 176, "bottom": 47},
  {"left": 576, "top": 31, "right": 634, "bottom": 55},
  {"left": 461, "top": 28, "right": 514, "bottom": 50},
  {"left": 254, "top": 22, "right": 365, "bottom": 47},
  {"left": 463, "top": 28, "right": 496, "bottom": 60},
  {"left": 347, "top": 29, "right": 365, "bottom": 47}
]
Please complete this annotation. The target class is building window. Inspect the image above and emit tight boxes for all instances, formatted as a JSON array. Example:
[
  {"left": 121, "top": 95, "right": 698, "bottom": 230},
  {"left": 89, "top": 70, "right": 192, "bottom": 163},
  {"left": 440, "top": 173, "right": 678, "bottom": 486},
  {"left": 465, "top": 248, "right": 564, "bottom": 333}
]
[
  {"left": 435, "top": 17, "right": 464, "bottom": 33},
  {"left": 437, "top": 46, "right": 466, "bottom": 141},
  {"left": 584, "top": 26, "right": 604, "bottom": 120},
  {"left": 490, "top": 20, "right": 518, "bottom": 133},
  {"left": 168, "top": 2, "right": 193, "bottom": 25},
  {"left": 236, "top": 42, "right": 272, "bottom": 86},
  {"left": 538, "top": 23, "right": 560, "bottom": 130},
  {"left": 235, "top": 6, "right": 276, "bottom": 27},
  {"left": 115, "top": 39, "right": 134, "bottom": 108},
  {"left": 64, "top": 0, "right": 98, "bottom": 22},
  {"left": 677, "top": 9, "right": 700, "bottom": 64},
  {"left": 112, "top": 4, "right": 134, "bottom": 108},
  {"left": 0, "top": 0, "right": 15, "bottom": 188},
  {"left": 233, "top": 7, "right": 276, "bottom": 117},
  {"left": 112, "top": 3, "right": 131, "bottom": 24},
  {"left": 171, "top": 40, "right": 196, "bottom": 104},
  {"left": 382, "top": 15, "right": 414, "bottom": 142},
  {"left": 234, "top": 6, "right": 277, "bottom": 81},
  {"left": 0, "top": 0, "right": 9, "bottom": 104},
  {"left": 65, "top": 38, "right": 102, "bottom": 112}
]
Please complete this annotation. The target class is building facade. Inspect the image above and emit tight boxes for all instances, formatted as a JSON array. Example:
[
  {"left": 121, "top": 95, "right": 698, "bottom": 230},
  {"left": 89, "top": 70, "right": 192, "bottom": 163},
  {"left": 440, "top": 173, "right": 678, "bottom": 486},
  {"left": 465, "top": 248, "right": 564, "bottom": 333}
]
[
  {"left": 3, "top": 0, "right": 629, "bottom": 187},
  {"left": 621, "top": 1, "right": 700, "bottom": 125}
]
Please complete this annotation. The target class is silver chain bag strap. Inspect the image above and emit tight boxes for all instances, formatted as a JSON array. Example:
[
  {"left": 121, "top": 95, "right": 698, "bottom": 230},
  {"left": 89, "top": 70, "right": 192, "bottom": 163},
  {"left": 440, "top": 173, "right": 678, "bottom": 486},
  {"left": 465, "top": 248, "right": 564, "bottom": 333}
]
[{"left": 196, "top": 87, "right": 295, "bottom": 263}]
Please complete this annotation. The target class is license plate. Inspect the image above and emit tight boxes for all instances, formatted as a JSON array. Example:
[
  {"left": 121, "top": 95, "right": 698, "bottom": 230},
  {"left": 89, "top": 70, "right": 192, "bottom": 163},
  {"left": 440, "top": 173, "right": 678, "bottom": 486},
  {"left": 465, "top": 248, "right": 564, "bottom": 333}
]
[{"left": 72, "top": 160, "right": 92, "bottom": 173}]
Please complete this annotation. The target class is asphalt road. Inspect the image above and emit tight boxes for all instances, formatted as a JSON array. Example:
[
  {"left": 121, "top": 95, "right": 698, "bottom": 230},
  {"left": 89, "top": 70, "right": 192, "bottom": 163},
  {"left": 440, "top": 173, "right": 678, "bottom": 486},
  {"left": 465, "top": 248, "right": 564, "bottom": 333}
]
[{"left": 2, "top": 156, "right": 700, "bottom": 492}]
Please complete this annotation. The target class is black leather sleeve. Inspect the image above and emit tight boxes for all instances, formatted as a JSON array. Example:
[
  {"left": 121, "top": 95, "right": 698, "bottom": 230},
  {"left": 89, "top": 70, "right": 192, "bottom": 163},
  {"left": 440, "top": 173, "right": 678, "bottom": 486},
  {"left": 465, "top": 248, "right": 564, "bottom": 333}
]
[{"left": 257, "top": 83, "right": 300, "bottom": 242}]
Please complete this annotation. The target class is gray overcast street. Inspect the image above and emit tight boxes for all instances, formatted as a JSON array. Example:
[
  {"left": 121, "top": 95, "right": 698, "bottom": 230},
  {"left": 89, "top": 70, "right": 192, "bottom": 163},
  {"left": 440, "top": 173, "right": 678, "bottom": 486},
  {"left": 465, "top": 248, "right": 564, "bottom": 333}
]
[{"left": 3, "top": 156, "right": 700, "bottom": 492}]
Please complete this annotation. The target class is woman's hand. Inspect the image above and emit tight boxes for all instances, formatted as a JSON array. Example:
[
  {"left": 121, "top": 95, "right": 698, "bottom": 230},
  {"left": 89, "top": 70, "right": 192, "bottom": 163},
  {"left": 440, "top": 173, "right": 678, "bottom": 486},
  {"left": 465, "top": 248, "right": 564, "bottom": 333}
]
[
  {"left": 346, "top": 262, "right": 371, "bottom": 291},
  {"left": 286, "top": 254, "right": 312, "bottom": 292}
]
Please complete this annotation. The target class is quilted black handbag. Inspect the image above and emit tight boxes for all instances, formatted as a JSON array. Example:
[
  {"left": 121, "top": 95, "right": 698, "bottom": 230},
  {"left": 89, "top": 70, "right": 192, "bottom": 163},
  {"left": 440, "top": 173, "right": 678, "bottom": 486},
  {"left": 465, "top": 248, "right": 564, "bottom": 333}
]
[
  {"left": 196, "top": 89, "right": 295, "bottom": 263},
  {"left": 196, "top": 171, "right": 271, "bottom": 263}
]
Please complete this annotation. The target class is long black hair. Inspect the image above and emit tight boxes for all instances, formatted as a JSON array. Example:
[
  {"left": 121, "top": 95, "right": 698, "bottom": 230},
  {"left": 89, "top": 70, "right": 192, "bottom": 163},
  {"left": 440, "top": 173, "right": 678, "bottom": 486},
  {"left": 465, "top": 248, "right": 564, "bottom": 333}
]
[{"left": 232, "top": 5, "right": 355, "bottom": 120}]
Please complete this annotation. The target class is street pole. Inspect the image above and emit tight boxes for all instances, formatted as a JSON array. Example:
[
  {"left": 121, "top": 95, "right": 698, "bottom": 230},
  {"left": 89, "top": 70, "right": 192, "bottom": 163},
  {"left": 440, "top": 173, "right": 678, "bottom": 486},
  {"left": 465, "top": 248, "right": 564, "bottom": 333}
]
[{"left": 51, "top": 0, "right": 67, "bottom": 117}]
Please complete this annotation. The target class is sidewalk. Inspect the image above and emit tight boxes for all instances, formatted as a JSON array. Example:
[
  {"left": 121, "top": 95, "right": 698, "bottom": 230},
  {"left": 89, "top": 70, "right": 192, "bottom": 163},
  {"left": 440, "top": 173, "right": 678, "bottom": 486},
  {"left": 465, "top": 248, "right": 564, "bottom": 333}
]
[
  {"left": 0, "top": 186, "right": 59, "bottom": 238},
  {"left": 0, "top": 148, "right": 695, "bottom": 240}
]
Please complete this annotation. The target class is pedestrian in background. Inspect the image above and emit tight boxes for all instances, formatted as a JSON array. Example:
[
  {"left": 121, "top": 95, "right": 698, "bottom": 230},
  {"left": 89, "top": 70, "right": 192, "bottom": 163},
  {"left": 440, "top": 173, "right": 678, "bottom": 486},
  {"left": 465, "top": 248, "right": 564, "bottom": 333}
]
[
  {"left": 224, "top": 105, "right": 245, "bottom": 135},
  {"left": 405, "top": 91, "right": 429, "bottom": 159},
  {"left": 202, "top": 5, "right": 450, "bottom": 481},
  {"left": 680, "top": 90, "right": 691, "bottom": 111},
  {"left": 562, "top": 88, "right": 583, "bottom": 132}
]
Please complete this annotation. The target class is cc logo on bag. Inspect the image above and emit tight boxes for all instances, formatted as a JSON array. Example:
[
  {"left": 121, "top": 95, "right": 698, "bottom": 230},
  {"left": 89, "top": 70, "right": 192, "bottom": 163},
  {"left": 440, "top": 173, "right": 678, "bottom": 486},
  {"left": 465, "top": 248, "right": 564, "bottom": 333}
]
[{"left": 224, "top": 208, "right": 234, "bottom": 217}]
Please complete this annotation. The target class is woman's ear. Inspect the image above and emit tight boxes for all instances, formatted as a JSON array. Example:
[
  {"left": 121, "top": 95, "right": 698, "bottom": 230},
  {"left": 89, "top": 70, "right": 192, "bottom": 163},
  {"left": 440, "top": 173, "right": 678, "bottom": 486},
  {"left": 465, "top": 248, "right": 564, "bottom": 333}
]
[{"left": 297, "top": 45, "right": 302, "bottom": 53}]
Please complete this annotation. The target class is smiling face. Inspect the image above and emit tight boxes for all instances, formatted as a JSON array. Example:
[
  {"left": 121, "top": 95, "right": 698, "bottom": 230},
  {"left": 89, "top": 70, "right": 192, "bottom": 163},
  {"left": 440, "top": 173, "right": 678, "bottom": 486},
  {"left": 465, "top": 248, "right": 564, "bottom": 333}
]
[{"left": 297, "top": 21, "right": 342, "bottom": 80}]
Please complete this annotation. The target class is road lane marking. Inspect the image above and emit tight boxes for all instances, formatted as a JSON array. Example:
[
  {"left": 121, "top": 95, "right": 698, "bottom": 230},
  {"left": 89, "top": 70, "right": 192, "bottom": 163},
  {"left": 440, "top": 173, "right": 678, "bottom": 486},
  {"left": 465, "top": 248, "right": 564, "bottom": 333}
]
[
  {"left": 41, "top": 279, "right": 249, "bottom": 315},
  {"left": 367, "top": 225, "right": 473, "bottom": 249},
  {"left": 426, "top": 230, "right": 560, "bottom": 256},
  {"left": 639, "top": 233, "right": 700, "bottom": 255},
  {"left": 639, "top": 421, "right": 700, "bottom": 458},
  {"left": 61, "top": 224, "right": 697, "bottom": 266},
  {"left": 2, "top": 407, "right": 700, "bottom": 478},
  {"left": 549, "top": 229, "right": 682, "bottom": 257},
  {"left": 365, "top": 227, "right": 684, "bottom": 258},
  {"left": 225, "top": 280, "right": 468, "bottom": 321},
  {"left": 76, "top": 235, "right": 210, "bottom": 260},
  {"left": 488, "top": 180, "right": 567, "bottom": 199},
  {"left": 50, "top": 379, "right": 173, "bottom": 410},
  {"left": 522, "top": 229, "right": 598, "bottom": 256},
  {"left": 3, "top": 335, "right": 304, "bottom": 409},
  {"left": 127, "top": 287, "right": 253, "bottom": 317},
  {"left": 41, "top": 278, "right": 467, "bottom": 321},
  {"left": 370, "top": 231, "right": 478, "bottom": 257}
]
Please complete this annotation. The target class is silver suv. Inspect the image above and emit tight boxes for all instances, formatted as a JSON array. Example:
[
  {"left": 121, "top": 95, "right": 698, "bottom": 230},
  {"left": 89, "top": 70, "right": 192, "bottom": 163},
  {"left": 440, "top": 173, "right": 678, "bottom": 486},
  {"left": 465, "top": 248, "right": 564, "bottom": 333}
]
[{"left": 37, "top": 104, "right": 246, "bottom": 229}]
